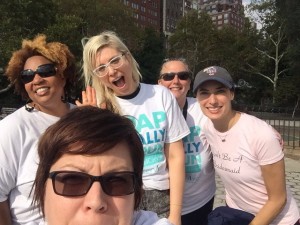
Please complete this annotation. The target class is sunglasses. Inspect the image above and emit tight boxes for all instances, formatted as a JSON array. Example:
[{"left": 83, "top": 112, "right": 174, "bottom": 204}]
[
  {"left": 160, "top": 71, "right": 191, "bottom": 81},
  {"left": 20, "top": 63, "right": 57, "bottom": 84},
  {"left": 49, "top": 171, "right": 137, "bottom": 197}
]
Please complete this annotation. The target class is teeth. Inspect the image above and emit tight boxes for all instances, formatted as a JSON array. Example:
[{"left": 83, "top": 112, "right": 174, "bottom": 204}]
[
  {"left": 36, "top": 87, "right": 48, "bottom": 94},
  {"left": 207, "top": 107, "right": 220, "bottom": 112}
]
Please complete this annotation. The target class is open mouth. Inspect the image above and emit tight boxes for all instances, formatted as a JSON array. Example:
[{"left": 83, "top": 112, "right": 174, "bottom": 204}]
[{"left": 113, "top": 76, "right": 125, "bottom": 88}]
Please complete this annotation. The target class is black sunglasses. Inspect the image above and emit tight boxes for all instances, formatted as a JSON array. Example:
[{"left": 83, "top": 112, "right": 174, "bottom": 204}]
[
  {"left": 20, "top": 63, "right": 57, "bottom": 84},
  {"left": 160, "top": 71, "right": 191, "bottom": 81},
  {"left": 49, "top": 171, "right": 137, "bottom": 197}
]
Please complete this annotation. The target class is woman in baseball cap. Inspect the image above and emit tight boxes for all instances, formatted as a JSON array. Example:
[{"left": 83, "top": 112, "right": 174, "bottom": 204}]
[{"left": 194, "top": 66, "right": 300, "bottom": 225}]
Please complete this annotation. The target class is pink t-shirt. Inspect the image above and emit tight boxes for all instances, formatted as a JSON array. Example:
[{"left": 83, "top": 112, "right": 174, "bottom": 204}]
[{"left": 203, "top": 113, "right": 299, "bottom": 225}]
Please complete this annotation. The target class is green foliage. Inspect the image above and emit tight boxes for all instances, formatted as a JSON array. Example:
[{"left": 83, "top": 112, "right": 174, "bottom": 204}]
[
  {"left": 276, "top": 0, "right": 300, "bottom": 107},
  {"left": 53, "top": 0, "right": 141, "bottom": 51},
  {"left": 135, "top": 28, "right": 166, "bottom": 84},
  {"left": 168, "top": 10, "right": 217, "bottom": 77}
]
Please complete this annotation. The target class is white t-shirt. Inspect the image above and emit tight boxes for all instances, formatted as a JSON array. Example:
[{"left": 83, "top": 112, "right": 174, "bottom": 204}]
[
  {"left": 203, "top": 113, "right": 300, "bottom": 225},
  {"left": 132, "top": 210, "right": 173, "bottom": 225},
  {"left": 117, "top": 83, "right": 190, "bottom": 190},
  {"left": 0, "top": 105, "right": 74, "bottom": 225},
  {"left": 181, "top": 97, "right": 215, "bottom": 215}
]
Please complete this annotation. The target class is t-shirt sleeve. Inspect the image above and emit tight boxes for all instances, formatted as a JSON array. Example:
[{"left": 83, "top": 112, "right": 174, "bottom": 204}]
[
  {"left": 0, "top": 119, "right": 19, "bottom": 201},
  {"left": 252, "top": 120, "right": 284, "bottom": 166}
]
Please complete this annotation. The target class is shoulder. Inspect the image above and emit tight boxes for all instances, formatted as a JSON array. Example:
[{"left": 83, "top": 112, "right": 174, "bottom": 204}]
[
  {"left": 239, "top": 113, "right": 273, "bottom": 132},
  {"left": 142, "top": 83, "right": 171, "bottom": 94},
  {"left": 0, "top": 107, "right": 27, "bottom": 127},
  {"left": 186, "top": 97, "right": 200, "bottom": 111}
]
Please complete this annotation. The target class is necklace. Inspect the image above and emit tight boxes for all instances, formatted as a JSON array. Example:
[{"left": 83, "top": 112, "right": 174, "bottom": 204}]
[{"left": 216, "top": 133, "right": 228, "bottom": 142}]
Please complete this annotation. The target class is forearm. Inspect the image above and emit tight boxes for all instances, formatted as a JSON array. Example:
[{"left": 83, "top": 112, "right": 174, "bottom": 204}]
[
  {"left": 250, "top": 196, "right": 286, "bottom": 225},
  {"left": 167, "top": 143, "right": 185, "bottom": 225},
  {"left": 251, "top": 160, "right": 287, "bottom": 225},
  {"left": 0, "top": 200, "right": 12, "bottom": 225}
]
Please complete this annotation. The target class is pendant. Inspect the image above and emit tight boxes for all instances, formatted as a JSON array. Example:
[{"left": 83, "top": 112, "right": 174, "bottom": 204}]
[{"left": 222, "top": 139, "right": 226, "bottom": 142}]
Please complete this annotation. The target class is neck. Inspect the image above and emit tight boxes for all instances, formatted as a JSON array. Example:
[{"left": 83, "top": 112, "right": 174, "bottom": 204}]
[
  {"left": 29, "top": 101, "right": 70, "bottom": 117},
  {"left": 213, "top": 110, "right": 240, "bottom": 133},
  {"left": 177, "top": 97, "right": 186, "bottom": 109}
]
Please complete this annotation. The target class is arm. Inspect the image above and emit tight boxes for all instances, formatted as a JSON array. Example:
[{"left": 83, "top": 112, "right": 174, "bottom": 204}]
[
  {"left": 165, "top": 140, "right": 185, "bottom": 225},
  {"left": 249, "top": 158, "right": 287, "bottom": 225},
  {"left": 0, "top": 200, "right": 12, "bottom": 225}
]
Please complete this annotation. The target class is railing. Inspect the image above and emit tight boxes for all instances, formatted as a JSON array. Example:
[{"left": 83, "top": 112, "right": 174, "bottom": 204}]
[
  {"left": 1, "top": 107, "right": 300, "bottom": 149},
  {"left": 250, "top": 112, "right": 300, "bottom": 150},
  {"left": 0, "top": 107, "right": 17, "bottom": 120}
]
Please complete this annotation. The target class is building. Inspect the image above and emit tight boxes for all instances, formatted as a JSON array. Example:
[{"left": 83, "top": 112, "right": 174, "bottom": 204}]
[
  {"left": 162, "top": 0, "right": 184, "bottom": 36},
  {"left": 121, "top": 0, "right": 161, "bottom": 32},
  {"left": 121, "top": 0, "right": 245, "bottom": 35},
  {"left": 185, "top": 0, "right": 245, "bottom": 30}
]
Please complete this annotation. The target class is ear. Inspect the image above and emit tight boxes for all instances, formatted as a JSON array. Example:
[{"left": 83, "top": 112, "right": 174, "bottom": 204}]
[
  {"left": 158, "top": 79, "right": 162, "bottom": 85},
  {"left": 230, "top": 90, "right": 235, "bottom": 100}
]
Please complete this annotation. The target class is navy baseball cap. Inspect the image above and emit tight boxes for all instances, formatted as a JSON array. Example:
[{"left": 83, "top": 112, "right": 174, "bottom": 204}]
[{"left": 193, "top": 66, "right": 234, "bottom": 93}]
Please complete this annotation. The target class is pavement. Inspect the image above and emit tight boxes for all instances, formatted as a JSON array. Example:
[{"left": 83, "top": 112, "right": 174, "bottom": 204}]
[{"left": 213, "top": 155, "right": 300, "bottom": 210}]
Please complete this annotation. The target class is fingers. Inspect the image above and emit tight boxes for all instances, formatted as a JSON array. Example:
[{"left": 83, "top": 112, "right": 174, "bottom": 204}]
[{"left": 75, "top": 86, "right": 97, "bottom": 107}]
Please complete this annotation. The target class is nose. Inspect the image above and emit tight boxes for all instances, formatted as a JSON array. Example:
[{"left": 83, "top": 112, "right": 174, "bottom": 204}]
[
  {"left": 32, "top": 74, "right": 44, "bottom": 84},
  {"left": 83, "top": 182, "right": 108, "bottom": 213},
  {"left": 107, "top": 65, "right": 116, "bottom": 77},
  {"left": 172, "top": 75, "right": 180, "bottom": 83},
  {"left": 208, "top": 93, "right": 217, "bottom": 104}
]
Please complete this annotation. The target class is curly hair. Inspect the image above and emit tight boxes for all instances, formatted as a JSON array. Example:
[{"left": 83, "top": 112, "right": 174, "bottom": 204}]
[{"left": 5, "top": 34, "right": 77, "bottom": 100}]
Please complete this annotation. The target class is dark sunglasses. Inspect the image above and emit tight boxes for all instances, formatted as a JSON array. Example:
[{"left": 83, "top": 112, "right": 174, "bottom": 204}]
[
  {"left": 20, "top": 63, "right": 57, "bottom": 84},
  {"left": 160, "top": 71, "right": 191, "bottom": 81},
  {"left": 49, "top": 171, "right": 137, "bottom": 197}
]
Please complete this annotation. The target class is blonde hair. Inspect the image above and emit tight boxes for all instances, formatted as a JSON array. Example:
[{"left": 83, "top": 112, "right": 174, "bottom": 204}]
[
  {"left": 5, "top": 34, "right": 76, "bottom": 100},
  {"left": 82, "top": 31, "right": 141, "bottom": 114}
]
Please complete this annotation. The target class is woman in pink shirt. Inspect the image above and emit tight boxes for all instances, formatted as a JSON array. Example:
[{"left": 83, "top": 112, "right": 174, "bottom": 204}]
[{"left": 193, "top": 66, "right": 300, "bottom": 225}]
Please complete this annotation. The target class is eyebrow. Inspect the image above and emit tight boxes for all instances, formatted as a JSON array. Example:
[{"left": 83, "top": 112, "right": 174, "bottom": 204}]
[{"left": 97, "top": 54, "right": 120, "bottom": 67}]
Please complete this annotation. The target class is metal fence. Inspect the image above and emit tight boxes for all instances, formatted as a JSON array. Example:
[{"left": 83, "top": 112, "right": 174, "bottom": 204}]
[
  {"left": 250, "top": 112, "right": 300, "bottom": 150},
  {"left": 1, "top": 107, "right": 300, "bottom": 149}
]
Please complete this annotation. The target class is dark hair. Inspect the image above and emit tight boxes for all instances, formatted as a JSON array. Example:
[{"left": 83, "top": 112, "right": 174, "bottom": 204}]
[
  {"left": 5, "top": 34, "right": 76, "bottom": 100},
  {"left": 158, "top": 57, "right": 191, "bottom": 79},
  {"left": 33, "top": 106, "right": 144, "bottom": 215}
]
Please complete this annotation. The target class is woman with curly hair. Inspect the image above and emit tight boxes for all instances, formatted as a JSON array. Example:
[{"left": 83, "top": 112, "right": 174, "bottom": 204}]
[{"left": 0, "top": 34, "right": 77, "bottom": 225}]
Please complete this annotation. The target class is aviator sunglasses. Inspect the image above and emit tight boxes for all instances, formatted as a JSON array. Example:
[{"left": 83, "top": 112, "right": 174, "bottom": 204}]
[
  {"left": 20, "top": 63, "right": 57, "bottom": 84},
  {"left": 160, "top": 71, "right": 191, "bottom": 81},
  {"left": 49, "top": 171, "right": 137, "bottom": 197}
]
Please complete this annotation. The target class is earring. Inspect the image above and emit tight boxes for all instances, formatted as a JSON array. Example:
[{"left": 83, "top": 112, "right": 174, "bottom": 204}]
[{"left": 25, "top": 99, "right": 34, "bottom": 112}]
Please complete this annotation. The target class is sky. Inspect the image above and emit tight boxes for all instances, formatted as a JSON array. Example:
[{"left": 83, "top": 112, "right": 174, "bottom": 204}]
[{"left": 243, "top": 0, "right": 251, "bottom": 6}]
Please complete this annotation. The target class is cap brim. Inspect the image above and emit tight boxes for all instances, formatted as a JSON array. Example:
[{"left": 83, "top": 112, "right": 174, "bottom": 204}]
[{"left": 193, "top": 77, "right": 233, "bottom": 93}]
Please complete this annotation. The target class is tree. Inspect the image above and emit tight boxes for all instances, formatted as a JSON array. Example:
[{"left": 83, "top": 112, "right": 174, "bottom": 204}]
[
  {"left": 0, "top": 0, "right": 56, "bottom": 106},
  {"left": 246, "top": 0, "right": 289, "bottom": 104},
  {"left": 53, "top": 0, "right": 141, "bottom": 52},
  {"left": 276, "top": 0, "right": 300, "bottom": 115},
  {"left": 168, "top": 10, "right": 217, "bottom": 77},
  {"left": 135, "top": 28, "right": 166, "bottom": 84}
]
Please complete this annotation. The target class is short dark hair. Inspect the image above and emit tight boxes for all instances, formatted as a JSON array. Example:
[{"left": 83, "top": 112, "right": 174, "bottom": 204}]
[{"left": 33, "top": 106, "right": 144, "bottom": 215}]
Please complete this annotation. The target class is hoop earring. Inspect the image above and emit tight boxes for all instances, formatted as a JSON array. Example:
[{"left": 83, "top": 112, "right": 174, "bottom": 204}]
[{"left": 25, "top": 99, "right": 34, "bottom": 112}]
